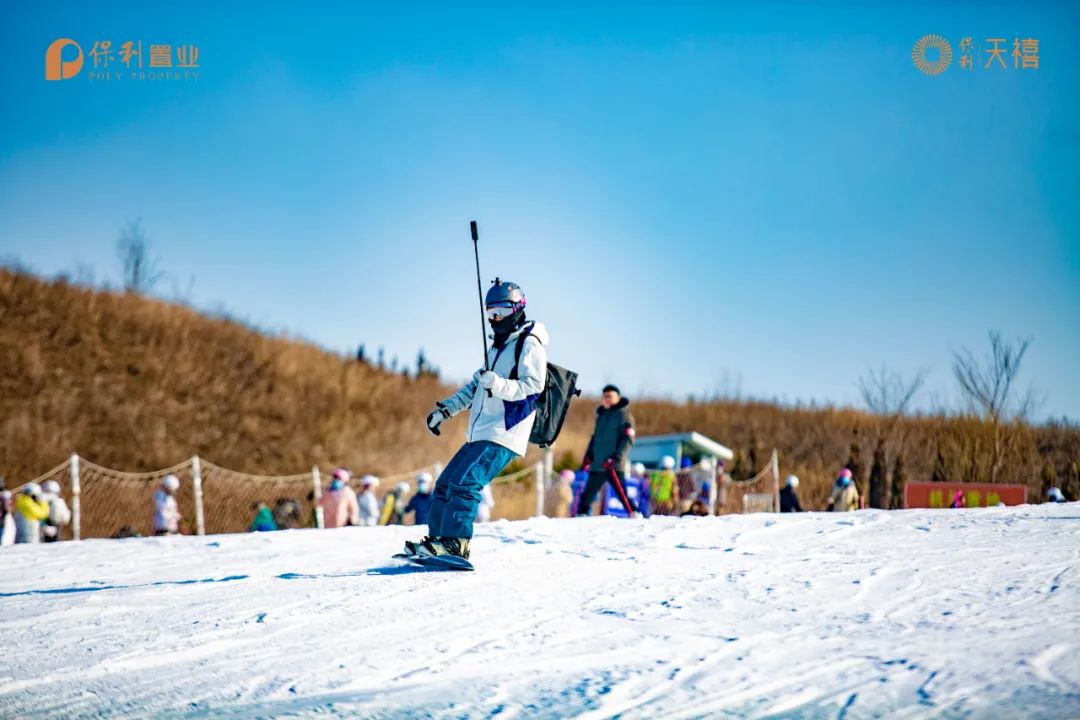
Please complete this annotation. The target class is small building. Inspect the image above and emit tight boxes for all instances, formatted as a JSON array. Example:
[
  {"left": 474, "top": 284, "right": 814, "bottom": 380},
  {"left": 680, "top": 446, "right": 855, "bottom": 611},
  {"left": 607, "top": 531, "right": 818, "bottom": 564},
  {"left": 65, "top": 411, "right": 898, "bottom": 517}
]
[{"left": 628, "top": 431, "right": 734, "bottom": 469}]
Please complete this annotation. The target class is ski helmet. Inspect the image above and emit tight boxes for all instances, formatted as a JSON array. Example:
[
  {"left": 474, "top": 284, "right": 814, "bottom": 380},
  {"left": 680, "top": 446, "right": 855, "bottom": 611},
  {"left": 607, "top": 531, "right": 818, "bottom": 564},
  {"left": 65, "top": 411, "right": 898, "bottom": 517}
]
[
  {"left": 360, "top": 474, "right": 380, "bottom": 488},
  {"left": 484, "top": 278, "right": 526, "bottom": 320},
  {"left": 632, "top": 462, "right": 646, "bottom": 476},
  {"left": 699, "top": 457, "right": 714, "bottom": 472},
  {"left": 43, "top": 479, "right": 61, "bottom": 495},
  {"left": 162, "top": 474, "right": 180, "bottom": 492},
  {"left": 331, "top": 467, "right": 352, "bottom": 484},
  {"left": 1049, "top": 487, "right": 1065, "bottom": 502},
  {"left": 786, "top": 474, "right": 800, "bottom": 488},
  {"left": 23, "top": 482, "right": 42, "bottom": 497},
  {"left": 661, "top": 456, "right": 676, "bottom": 470},
  {"left": 416, "top": 472, "right": 433, "bottom": 492}
]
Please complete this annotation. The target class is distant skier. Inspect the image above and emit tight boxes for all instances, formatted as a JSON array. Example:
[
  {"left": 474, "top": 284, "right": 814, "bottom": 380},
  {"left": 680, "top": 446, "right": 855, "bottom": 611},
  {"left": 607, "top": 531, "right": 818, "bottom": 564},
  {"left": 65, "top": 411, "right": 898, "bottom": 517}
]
[
  {"left": 405, "top": 472, "right": 435, "bottom": 526},
  {"left": 650, "top": 456, "right": 680, "bottom": 516},
  {"left": 40, "top": 479, "right": 71, "bottom": 542},
  {"left": 780, "top": 475, "right": 804, "bottom": 513},
  {"left": 357, "top": 475, "right": 381, "bottom": 527},
  {"left": 380, "top": 481, "right": 411, "bottom": 525},
  {"left": 826, "top": 468, "right": 859, "bottom": 512},
  {"left": 152, "top": 474, "right": 182, "bottom": 536},
  {"left": 14, "top": 483, "right": 50, "bottom": 543},
  {"left": 319, "top": 467, "right": 359, "bottom": 529},
  {"left": 404, "top": 279, "right": 548, "bottom": 562},
  {"left": 1048, "top": 487, "right": 1067, "bottom": 503},
  {"left": 578, "top": 385, "right": 638, "bottom": 517},
  {"left": 248, "top": 502, "right": 278, "bottom": 532}
]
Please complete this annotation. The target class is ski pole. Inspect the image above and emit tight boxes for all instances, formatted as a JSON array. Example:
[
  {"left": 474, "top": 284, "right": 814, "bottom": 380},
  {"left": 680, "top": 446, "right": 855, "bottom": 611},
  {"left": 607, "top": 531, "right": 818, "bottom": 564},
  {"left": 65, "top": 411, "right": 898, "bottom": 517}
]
[
  {"left": 470, "top": 220, "right": 492, "bottom": 397},
  {"left": 608, "top": 465, "right": 637, "bottom": 516}
]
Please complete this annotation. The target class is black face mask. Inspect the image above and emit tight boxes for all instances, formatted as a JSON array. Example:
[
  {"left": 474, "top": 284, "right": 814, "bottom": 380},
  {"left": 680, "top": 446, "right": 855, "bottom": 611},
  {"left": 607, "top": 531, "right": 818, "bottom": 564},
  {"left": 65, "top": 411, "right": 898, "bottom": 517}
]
[{"left": 490, "top": 309, "right": 525, "bottom": 347}]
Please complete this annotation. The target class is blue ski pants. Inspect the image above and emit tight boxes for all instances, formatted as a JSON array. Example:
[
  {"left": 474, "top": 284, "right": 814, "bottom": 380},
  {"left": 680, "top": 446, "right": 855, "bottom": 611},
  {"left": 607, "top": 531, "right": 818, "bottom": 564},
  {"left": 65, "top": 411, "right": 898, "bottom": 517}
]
[{"left": 427, "top": 441, "right": 518, "bottom": 539}]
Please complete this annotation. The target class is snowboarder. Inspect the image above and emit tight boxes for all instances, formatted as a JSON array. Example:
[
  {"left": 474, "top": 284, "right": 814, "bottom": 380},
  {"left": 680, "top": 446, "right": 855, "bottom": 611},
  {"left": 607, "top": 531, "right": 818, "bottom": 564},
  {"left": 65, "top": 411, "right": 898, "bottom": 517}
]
[
  {"left": 41, "top": 479, "right": 71, "bottom": 542},
  {"left": 357, "top": 475, "right": 381, "bottom": 527},
  {"left": 319, "top": 467, "right": 359, "bottom": 529},
  {"left": 405, "top": 472, "right": 435, "bottom": 526},
  {"left": 14, "top": 483, "right": 50, "bottom": 543},
  {"left": 152, "top": 474, "right": 182, "bottom": 535},
  {"left": 404, "top": 278, "right": 548, "bottom": 562},
  {"left": 578, "top": 385, "right": 638, "bottom": 517},
  {"left": 780, "top": 475, "right": 804, "bottom": 513},
  {"left": 826, "top": 468, "right": 859, "bottom": 512}
]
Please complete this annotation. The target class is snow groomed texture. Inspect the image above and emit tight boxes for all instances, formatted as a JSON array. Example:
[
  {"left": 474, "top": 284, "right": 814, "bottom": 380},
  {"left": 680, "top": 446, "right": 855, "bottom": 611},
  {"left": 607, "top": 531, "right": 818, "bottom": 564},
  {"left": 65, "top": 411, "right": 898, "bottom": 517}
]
[{"left": 1, "top": 505, "right": 1078, "bottom": 718}]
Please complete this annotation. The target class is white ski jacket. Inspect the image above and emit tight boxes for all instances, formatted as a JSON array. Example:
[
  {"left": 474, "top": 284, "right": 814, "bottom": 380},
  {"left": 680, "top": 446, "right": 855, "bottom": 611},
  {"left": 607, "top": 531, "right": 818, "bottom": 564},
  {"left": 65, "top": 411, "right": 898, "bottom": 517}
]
[
  {"left": 441, "top": 321, "right": 549, "bottom": 457},
  {"left": 358, "top": 490, "right": 380, "bottom": 527}
]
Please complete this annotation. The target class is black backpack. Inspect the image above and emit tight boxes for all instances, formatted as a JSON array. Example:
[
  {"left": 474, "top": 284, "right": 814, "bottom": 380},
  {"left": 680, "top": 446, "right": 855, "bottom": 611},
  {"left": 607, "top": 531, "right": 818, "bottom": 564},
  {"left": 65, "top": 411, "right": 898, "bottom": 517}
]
[{"left": 510, "top": 323, "right": 581, "bottom": 448}]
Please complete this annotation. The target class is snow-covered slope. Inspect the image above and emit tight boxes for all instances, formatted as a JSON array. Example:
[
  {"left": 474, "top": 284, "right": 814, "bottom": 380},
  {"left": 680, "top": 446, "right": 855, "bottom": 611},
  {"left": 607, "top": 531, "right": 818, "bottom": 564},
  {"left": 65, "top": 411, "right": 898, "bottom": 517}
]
[{"left": 2, "top": 505, "right": 1078, "bottom": 719}]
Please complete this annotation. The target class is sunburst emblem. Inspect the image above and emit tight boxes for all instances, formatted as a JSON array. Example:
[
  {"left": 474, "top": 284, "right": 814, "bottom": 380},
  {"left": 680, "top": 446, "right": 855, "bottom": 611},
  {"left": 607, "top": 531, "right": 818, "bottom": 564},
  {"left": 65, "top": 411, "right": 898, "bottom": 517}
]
[{"left": 912, "top": 34, "right": 953, "bottom": 75}]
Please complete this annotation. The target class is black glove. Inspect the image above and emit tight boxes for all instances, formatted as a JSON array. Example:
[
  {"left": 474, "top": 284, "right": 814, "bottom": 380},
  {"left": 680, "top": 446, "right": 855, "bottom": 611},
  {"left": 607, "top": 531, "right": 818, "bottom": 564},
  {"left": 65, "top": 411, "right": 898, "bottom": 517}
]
[{"left": 426, "top": 402, "right": 451, "bottom": 436}]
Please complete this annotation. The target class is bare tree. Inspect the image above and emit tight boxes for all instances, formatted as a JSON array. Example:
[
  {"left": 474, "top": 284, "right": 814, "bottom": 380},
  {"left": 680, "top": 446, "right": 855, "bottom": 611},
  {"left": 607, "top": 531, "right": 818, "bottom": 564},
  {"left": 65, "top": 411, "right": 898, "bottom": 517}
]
[
  {"left": 952, "top": 331, "right": 1035, "bottom": 483},
  {"left": 117, "top": 219, "right": 164, "bottom": 293},
  {"left": 857, "top": 366, "right": 927, "bottom": 508},
  {"left": 952, "top": 332, "right": 1034, "bottom": 421}
]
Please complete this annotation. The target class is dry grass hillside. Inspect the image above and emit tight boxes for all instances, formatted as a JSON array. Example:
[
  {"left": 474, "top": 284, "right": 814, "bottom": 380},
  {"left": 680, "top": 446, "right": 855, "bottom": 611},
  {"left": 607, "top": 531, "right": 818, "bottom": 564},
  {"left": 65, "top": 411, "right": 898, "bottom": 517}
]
[{"left": 2, "top": 269, "right": 1078, "bottom": 525}]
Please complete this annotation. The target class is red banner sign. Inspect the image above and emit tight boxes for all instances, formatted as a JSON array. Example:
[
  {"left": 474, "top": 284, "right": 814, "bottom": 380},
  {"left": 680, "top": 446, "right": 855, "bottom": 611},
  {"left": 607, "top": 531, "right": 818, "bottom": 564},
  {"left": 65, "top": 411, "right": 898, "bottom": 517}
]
[{"left": 904, "top": 481, "right": 1027, "bottom": 509}]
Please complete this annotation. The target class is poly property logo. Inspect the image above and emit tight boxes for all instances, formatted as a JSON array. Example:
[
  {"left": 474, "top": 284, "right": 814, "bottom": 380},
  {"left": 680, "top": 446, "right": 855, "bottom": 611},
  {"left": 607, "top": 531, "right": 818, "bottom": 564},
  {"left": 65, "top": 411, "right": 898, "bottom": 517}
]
[
  {"left": 45, "top": 38, "right": 200, "bottom": 81},
  {"left": 912, "top": 34, "right": 1039, "bottom": 75}
]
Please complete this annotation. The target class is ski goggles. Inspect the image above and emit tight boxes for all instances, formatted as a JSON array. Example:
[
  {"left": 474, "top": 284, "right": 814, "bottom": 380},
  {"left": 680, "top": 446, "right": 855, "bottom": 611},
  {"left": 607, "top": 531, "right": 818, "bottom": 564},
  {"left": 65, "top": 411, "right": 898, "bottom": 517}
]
[{"left": 486, "top": 303, "right": 516, "bottom": 321}]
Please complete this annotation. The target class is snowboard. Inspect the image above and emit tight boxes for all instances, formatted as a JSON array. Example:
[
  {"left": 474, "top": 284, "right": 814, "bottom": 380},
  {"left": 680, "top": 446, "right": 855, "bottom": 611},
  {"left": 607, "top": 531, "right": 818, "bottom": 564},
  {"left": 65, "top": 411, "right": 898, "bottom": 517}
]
[{"left": 392, "top": 552, "right": 475, "bottom": 572}]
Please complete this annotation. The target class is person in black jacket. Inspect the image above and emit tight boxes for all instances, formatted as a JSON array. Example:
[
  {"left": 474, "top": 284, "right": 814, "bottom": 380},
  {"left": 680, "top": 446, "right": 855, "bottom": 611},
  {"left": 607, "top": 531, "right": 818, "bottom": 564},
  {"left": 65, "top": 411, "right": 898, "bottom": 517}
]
[
  {"left": 578, "top": 385, "right": 638, "bottom": 516},
  {"left": 780, "top": 474, "right": 804, "bottom": 513}
]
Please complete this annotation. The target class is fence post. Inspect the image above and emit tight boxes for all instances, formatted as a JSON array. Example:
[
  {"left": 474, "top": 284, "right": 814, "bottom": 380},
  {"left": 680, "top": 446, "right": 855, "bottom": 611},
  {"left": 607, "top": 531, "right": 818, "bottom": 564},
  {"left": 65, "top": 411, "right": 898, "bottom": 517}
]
[
  {"left": 70, "top": 453, "right": 81, "bottom": 541},
  {"left": 192, "top": 455, "right": 206, "bottom": 536},
  {"left": 543, "top": 447, "right": 554, "bottom": 490},
  {"left": 312, "top": 466, "right": 325, "bottom": 529},
  {"left": 534, "top": 462, "right": 545, "bottom": 518},
  {"left": 771, "top": 449, "right": 780, "bottom": 512}
]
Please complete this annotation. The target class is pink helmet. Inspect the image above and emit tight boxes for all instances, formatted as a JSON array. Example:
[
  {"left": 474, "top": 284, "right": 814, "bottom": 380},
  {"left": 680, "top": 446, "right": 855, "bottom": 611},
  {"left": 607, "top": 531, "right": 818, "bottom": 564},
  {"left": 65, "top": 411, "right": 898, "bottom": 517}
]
[
  {"left": 331, "top": 467, "right": 351, "bottom": 483},
  {"left": 838, "top": 468, "right": 853, "bottom": 479}
]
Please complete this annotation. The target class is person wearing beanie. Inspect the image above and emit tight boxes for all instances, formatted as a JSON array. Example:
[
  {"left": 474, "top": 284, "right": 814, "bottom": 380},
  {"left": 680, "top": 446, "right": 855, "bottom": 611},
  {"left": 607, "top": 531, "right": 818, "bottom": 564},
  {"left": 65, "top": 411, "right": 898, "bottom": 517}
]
[
  {"left": 780, "top": 474, "right": 804, "bottom": 513},
  {"left": 578, "top": 384, "right": 638, "bottom": 517},
  {"left": 826, "top": 468, "right": 859, "bottom": 512},
  {"left": 320, "top": 467, "right": 360, "bottom": 529},
  {"left": 357, "top": 475, "right": 381, "bottom": 527}
]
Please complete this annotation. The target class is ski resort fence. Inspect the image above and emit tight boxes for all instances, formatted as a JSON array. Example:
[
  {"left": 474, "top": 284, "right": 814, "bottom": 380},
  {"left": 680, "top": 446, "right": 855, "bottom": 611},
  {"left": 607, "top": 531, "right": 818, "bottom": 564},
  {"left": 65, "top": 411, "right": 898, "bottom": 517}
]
[{"left": 12, "top": 448, "right": 780, "bottom": 540}]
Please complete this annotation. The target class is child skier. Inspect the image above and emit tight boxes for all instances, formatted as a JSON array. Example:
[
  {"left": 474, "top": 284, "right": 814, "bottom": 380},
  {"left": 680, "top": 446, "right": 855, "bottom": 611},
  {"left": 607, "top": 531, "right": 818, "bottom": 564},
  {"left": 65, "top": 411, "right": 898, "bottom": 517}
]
[
  {"left": 152, "top": 474, "right": 182, "bottom": 536},
  {"left": 403, "top": 279, "right": 548, "bottom": 562}
]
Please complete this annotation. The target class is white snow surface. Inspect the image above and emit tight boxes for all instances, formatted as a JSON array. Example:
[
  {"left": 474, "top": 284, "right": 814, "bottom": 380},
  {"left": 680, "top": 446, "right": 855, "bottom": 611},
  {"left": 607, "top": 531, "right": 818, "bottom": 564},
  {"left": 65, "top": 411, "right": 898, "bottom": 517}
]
[{"left": 2, "top": 505, "right": 1079, "bottom": 719}]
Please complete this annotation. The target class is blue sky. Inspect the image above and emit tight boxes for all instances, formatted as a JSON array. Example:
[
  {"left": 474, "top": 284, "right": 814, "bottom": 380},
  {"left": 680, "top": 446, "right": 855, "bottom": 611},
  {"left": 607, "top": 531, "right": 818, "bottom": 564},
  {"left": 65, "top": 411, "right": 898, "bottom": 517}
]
[{"left": 2, "top": 1, "right": 1078, "bottom": 418}]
